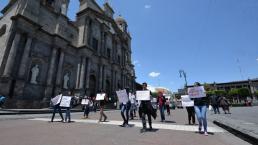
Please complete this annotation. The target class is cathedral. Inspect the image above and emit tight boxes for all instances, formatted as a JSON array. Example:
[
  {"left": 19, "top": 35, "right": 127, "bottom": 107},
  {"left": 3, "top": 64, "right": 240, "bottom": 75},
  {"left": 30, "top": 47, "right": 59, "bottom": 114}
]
[{"left": 0, "top": 0, "right": 136, "bottom": 108}]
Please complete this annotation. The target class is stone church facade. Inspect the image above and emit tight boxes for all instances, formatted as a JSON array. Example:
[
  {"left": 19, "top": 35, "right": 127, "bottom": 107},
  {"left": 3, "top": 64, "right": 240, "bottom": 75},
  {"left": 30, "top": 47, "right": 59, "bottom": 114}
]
[{"left": 0, "top": 0, "right": 136, "bottom": 108}]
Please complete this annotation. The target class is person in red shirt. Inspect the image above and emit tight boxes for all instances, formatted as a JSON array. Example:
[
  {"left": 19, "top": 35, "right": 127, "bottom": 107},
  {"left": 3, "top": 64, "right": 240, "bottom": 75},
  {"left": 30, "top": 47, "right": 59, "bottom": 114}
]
[{"left": 157, "top": 91, "right": 166, "bottom": 122}]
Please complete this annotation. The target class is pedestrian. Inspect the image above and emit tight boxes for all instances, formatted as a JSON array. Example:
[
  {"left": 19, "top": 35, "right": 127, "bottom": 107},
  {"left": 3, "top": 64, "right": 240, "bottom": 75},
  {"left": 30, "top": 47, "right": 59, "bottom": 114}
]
[
  {"left": 139, "top": 82, "right": 155, "bottom": 132},
  {"left": 165, "top": 98, "right": 171, "bottom": 116},
  {"left": 129, "top": 92, "right": 137, "bottom": 120},
  {"left": 50, "top": 92, "right": 64, "bottom": 122},
  {"left": 82, "top": 95, "right": 92, "bottom": 119},
  {"left": 192, "top": 82, "right": 209, "bottom": 136},
  {"left": 219, "top": 96, "right": 230, "bottom": 114},
  {"left": 157, "top": 91, "right": 166, "bottom": 122},
  {"left": 210, "top": 95, "right": 220, "bottom": 114},
  {"left": 64, "top": 91, "right": 73, "bottom": 123},
  {"left": 0, "top": 95, "right": 6, "bottom": 109},
  {"left": 90, "top": 94, "right": 97, "bottom": 113},
  {"left": 186, "top": 106, "right": 195, "bottom": 125},
  {"left": 120, "top": 88, "right": 131, "bottom": 127},
  {"left": 98, "top": 90, "right": 108, "bottom": 122}
]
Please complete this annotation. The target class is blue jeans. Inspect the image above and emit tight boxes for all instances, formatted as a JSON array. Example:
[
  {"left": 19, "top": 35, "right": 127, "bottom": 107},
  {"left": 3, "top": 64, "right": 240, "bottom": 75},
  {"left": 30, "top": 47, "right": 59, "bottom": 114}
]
[
  {"left": 120, "top": 103, "right": 131, "bottom": 125},
  {"left": 159, "top": 105, "right": 165, "bottom": 121},
  {"left": 65, "top": 107, "right": 71, "bottom": 122},
  {"left": 194, "top": 105, "right": 207, "bottom": 132}
]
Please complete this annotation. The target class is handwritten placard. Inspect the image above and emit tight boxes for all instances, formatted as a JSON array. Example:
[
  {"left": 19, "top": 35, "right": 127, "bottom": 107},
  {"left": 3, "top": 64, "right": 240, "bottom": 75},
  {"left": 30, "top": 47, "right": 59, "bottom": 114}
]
[
  {"left": 187, "top": 86, "right": 206, "bottom": 98},
  {"left": 136, "top": 91, "right": 151, "bottom": 101}
]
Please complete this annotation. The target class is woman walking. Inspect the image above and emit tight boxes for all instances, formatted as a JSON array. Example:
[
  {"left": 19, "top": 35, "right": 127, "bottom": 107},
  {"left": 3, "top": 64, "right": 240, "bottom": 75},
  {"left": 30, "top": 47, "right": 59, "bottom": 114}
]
[{"left": 192, "top": 82, "right": 209, "bottom": 136}]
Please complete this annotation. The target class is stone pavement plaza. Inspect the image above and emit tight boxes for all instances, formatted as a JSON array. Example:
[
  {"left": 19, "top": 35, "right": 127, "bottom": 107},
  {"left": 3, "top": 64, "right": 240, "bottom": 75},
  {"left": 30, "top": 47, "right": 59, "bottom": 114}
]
[{"left": 0, "top": 109, "right": 251, "bottom": 145}]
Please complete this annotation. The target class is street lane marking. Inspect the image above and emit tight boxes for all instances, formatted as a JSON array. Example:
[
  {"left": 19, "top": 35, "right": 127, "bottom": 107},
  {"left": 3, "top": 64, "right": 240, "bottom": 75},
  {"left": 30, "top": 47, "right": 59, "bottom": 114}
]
[{"left": 29, "top": 118, "right": 225, "bottom": 133}]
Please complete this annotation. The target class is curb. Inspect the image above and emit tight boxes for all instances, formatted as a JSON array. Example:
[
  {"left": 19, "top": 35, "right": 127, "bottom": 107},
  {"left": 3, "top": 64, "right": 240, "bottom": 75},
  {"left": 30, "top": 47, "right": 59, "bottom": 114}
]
[
  {"left": 213, "top": 120, "right": 258, "bottom": 145},
  {"left": 0, "top": 109, "right": 118, "bottom": 115}
]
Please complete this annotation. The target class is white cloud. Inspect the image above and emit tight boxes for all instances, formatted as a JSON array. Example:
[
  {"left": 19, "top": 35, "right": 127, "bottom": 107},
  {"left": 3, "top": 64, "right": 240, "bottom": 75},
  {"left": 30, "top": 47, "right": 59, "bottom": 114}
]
[
  {"left": 256, "top": 58, "right": 258, "bottom": 61},
  {"left": 144, "top": 4, "right": 152, "bottom": 9},
  {"left": 149, "top": 72, "right": 160, "bottom": 78}
]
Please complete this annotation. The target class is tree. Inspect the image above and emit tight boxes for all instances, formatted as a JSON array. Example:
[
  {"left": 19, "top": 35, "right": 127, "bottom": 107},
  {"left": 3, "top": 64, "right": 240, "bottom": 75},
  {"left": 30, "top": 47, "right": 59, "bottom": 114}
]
[
  {"left": 214, "top": 90, "right": 227, "bottom": 96},
  {"left": 237, "top": 88, "right": 250, "bottom": 99}
]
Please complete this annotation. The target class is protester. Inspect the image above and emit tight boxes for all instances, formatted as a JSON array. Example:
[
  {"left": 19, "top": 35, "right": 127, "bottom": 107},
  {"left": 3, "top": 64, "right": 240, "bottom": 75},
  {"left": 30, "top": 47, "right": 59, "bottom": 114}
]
[
  {"left": 64, "top": 91, "right": 73, "bottom": 123},
  {"left": 50, "top": 92, "right": 64, "bottom": 122},
  {"left": 165, "top": 98, "right": 171, "bottom": 116},
  {"left": 0, "top": 95, "right": 6, "bottom": 109},
  {"left": 139, "top": 82, "right": 156, "bottom": 132},
  {"left": 90, "top": 93, "right": 97, "bottom": 113},
  {"left": 129, "top": 92, "right": 137, "bottom": 120},
  {"left": 82, "top": 95, "right": 92, "bottom": 119},
  {"left": 219, "top": 96, "right": 230, "bottom": 114},
  {"left": 210, "top": 95, "right": 220, "bottom": 114},
  {"left": 186, "top": 106, "right": 195, "bottom": 125},
  {"left": 157, "top": 91, "right": 166, "bottom": 122},
  {"left": 192, "top": 82, "right": 209, "bottom": 136},
  {"left": 120, "top": 88, "right": 131, "bottom": 127},
  {"left": 98, "top": 90, "right": 108, "bottom": 122}
]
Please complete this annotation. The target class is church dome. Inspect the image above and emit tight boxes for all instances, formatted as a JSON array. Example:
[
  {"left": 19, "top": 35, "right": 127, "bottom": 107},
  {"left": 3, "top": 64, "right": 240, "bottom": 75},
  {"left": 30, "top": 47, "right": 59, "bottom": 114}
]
[{"left": 115, "top": 15, "right": 127, "bottom": 24}]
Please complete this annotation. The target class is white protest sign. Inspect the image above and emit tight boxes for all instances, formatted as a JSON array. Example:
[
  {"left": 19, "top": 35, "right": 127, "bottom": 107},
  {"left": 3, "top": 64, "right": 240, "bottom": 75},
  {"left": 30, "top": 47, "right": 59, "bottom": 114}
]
[
  {"left": 165, "top": 96, "right": 171, "bottom": 99},
  {"left": 152, "top": 98, "right": 157, "bottom": 103},
  {"left": 96, "top": 93, "right": 106, "bottom": 101},
  {"left": 116, "top": 89, "right": 129, "bottom": 104},
  {"left": 181, "top": 95, "right": 194, "bottom": 107},
  {"left": 60, "top": 96, "right": 72, "bottom": 107},
  {"left": 51, "top": 94, "right": 62, "bottom": 106},
  {"left": 81, "top": 99, "right": 89, "bottom": 105},
  {"left": 136, "top": 91, "right": 150, "bottom": 101},
  {"left": 187, "top": 86, "right": 206, "bottom": 98}
]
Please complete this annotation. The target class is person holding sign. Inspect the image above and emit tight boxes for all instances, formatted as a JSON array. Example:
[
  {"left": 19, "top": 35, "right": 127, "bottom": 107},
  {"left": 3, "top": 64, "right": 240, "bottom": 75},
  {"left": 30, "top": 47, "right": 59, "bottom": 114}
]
[
  {"left": 138, "top": 82, "right": 155, "bottom": 132},
  {"left": 129, "top": 92, "right": 137, "bottom": 120},
  {"left": 189, "top": 82, "right": 209, "bottom": 136},
  {"left": 157, "top": 91, "right": 166, "bottom": 122},
  {"left": 50, "top": 92, "right": 64, "bottom": 122},
  {"left": 97, "top": 90, "right": 108, "bottom": 122},
  {"left": 81, "top": 95, "right": 92, "bottom": 119},
  {"left": 60, "top": 91, "right": 73, "bottom": 123},
  {"left": 181, "top": 95, "right": 195, "bottom": 125},
  {"left": 117, "top": 88, "right": 131, "bottom": 127}
]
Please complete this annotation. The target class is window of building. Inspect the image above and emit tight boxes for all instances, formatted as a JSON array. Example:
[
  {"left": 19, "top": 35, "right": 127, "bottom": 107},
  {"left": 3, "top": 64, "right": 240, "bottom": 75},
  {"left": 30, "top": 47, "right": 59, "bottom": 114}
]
[
  {"left": 107, "top": 48, "right": 111, "bottom": 58},
  {"left": 118, "top": 55, "right": 121, "bottom": 64},
  {"left": 92, "top": 38, "right": 98, "bottom": 51},
  {"left": 46, "top": 0, "right": 55, "bottom": 6}
]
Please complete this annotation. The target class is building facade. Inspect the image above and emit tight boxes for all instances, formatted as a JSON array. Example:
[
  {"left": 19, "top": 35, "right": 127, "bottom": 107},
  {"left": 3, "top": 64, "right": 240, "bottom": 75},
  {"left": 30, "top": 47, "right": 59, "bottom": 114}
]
[{"left": 0, "top": 0, "right": 136, "bottom": 108}]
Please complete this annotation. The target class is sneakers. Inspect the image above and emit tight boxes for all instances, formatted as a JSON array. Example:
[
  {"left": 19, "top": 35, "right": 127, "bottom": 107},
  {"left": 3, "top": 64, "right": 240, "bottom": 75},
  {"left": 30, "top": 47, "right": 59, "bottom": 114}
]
[{"left": 204, "top": 132, "right": 208, "bottom": 136}]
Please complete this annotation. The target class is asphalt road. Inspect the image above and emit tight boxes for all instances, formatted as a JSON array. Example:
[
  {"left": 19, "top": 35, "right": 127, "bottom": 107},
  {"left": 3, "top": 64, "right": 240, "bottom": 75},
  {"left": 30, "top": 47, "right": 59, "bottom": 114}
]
[{"left": 0, "top": 109, "right": 251, "bottom": 145}]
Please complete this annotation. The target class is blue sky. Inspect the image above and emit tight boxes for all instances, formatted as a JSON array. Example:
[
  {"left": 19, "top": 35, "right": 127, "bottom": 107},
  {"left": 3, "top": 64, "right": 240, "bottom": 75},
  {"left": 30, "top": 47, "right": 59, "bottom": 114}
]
[{"left": 1, "top": 0, "right": 258, "bottom": 92}]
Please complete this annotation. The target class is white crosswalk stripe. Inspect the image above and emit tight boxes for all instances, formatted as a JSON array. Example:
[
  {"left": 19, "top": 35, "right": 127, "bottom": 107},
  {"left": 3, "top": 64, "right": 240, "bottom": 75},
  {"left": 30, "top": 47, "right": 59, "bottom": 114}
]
[{"left": 28, "top": 118, "right": 225, "bottom": 133}]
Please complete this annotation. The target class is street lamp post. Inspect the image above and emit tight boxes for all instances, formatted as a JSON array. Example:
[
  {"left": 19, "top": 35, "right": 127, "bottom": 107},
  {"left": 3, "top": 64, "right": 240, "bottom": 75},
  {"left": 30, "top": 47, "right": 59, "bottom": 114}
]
[{"left": 179, "top": 70, "right": 188, "bottom": 88}]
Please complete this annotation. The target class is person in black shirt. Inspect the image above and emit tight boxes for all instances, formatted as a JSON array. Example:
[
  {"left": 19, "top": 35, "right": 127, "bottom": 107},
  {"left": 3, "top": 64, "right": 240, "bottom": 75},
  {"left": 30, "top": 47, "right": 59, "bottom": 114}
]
[{"left": 139, "top": 82, "right": 154, "bottom": 132}]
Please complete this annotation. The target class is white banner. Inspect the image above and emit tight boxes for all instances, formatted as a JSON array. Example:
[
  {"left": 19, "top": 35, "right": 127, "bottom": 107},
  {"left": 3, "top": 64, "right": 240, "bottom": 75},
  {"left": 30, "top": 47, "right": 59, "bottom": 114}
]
[
  {"left": 81, "top": 99, "right": 89, "bottom": 105},
  {"left": 116, "top": 89, "right": 129, "bottom": 104},
  {"left": 187, "top": 86, "right": 206, "bottom": 98},
  {"left": 60, "top": 96, "right": 72, "bottom": 107},
  {"left": 51, "top": 94, "right": 62, "bottom": 106},
  {"left": 136, "top": 91, "right": 150, "bottom": 101},
  {"left": 96, "top": 93, "right": 106, "bottom": 101},
  {"left": 165, "top": 96, "right": 171, "bottom": 99},
  {"left": 181, "top": 95, "right": 194, "bottom": 107}
]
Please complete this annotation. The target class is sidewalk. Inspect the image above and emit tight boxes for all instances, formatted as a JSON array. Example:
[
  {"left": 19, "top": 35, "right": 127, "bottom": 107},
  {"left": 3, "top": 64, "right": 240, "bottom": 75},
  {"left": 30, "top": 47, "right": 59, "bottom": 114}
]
[{"left": 208, "top": 108, "right": 258, "bottom": 144}]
